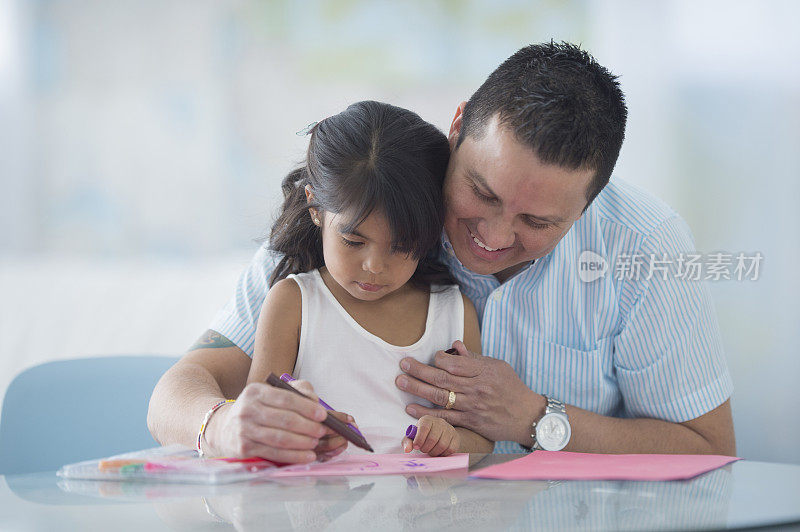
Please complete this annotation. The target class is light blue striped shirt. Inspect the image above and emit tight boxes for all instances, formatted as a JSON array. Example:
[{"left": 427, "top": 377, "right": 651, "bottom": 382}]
[{"left": 210, "top": 178, "right": 732, "bottom": 453}]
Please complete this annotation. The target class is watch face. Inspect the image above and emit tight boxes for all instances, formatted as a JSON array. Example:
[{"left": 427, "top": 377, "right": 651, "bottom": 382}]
[{"left": 535, "top": 413, "right": 571, "bottom": 451}]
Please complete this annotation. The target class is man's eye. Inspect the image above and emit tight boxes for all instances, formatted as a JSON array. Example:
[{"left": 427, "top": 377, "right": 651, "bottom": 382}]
[
  {"left": 471, "top": 183, "right": 497, "bottom": 204},
  {"left": 341, "top": 237, "right": 363, "bottom": 247},
  {"left": 524, "top": 218, "right": 551, "bottom": 230}
]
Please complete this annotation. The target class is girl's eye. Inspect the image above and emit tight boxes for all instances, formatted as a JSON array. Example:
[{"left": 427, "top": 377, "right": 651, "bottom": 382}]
[
  {"left": 470, "top": 183, "right": 498, "bottom": 204},
  {"left": 341, "top": 237, "right": 363, "bottom": 248}
]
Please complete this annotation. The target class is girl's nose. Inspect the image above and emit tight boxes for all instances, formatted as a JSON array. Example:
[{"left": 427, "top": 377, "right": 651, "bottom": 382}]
[{"left": 362, "top": 254, "right": 385, "bottom": 275}]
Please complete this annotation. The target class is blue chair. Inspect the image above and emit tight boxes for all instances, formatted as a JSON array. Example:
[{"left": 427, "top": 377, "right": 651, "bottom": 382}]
[{"left": 0, "top": 355, "right": 179, "bottom": 475}]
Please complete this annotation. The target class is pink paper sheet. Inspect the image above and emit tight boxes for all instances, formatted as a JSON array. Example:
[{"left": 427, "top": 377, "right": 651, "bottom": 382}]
[
  {"left": 470, "top": 451, "right": 741, "bottom": 481},
  {"left": 270, "top": 453, "right": 469, "bottom": 477}
]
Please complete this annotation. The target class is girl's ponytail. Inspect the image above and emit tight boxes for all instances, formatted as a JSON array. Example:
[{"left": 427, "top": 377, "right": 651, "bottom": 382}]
[{"left": 267, "top": 167, "right": 323, "bottom": 287}]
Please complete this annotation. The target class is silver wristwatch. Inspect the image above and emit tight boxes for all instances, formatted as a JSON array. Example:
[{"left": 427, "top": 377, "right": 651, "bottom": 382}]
[{"left": 531, "top": 396, "right": 571, "bottom": 451}]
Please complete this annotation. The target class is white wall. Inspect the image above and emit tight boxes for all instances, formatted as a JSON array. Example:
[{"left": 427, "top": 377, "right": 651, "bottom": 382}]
[{"left": 1, "top": 0, "right": 797, "bottom": 464}]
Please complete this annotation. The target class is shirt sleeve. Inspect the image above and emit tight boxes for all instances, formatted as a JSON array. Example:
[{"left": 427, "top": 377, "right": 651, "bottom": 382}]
[
  {"left": 208, "top": 246, "right": 281, "bottom": 357},
  {"left": 613, "top": 215, "right": 733, "bottom": 423}
]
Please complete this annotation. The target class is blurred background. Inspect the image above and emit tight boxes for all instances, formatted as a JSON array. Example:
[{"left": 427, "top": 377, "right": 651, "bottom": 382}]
[{"left": 0, "top": 0, "right": 798, "bottom": 464}]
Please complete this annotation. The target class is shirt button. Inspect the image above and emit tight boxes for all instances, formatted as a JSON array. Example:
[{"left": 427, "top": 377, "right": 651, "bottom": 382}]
[{"left": 492, "top": 292, "right": 502, "bottom": 302}]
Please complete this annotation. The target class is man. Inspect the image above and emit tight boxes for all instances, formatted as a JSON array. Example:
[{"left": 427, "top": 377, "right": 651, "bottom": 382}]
[{"left": 148, "top": 42, "right": 735, "bottom": 462}]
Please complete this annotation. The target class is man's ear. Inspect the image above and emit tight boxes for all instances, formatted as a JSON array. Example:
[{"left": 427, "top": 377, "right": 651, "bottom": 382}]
[{"left": 448, "top": 101, "right": 467, "bottom": 151}]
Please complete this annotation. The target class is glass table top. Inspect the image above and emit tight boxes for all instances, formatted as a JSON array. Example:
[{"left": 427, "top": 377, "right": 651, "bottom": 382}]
[{"left": 2, "top": 454, "right": 799, "bottom": 531}]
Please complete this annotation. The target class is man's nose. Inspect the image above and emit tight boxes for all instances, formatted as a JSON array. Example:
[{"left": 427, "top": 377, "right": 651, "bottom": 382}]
[{"left": 480, "top": 217, "right": 516, "bottom": 249}]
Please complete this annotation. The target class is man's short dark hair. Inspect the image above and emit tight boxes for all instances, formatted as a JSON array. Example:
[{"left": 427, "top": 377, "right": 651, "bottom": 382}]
[{"left": 457, "top": 41, "right": 627, "bottom": 209}]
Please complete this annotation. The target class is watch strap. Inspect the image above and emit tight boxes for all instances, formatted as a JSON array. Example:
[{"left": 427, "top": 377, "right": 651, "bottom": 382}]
[
  {"left": 529, "top": 396, "right": 567, "bottom": 451},
  {"left": 547, "top": 397, "right": 566, "bottom": 416}
]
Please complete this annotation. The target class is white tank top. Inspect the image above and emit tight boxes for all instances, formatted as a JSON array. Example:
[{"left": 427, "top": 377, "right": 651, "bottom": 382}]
[{"left": 288, "top": 269, "right": 464, "bottom": 454}]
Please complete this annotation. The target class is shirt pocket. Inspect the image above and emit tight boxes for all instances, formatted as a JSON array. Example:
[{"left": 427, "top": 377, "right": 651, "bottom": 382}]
[{"left": 525, "top": 335, "right": 616, "bottom": 413}]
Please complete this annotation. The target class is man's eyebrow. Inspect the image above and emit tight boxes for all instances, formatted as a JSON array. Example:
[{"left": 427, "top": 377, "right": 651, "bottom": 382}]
[{"left": 467, "top": 168, "right": 566, "bottom": 224}]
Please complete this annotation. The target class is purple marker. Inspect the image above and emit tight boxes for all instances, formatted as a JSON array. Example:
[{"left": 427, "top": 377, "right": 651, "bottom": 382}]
[
  {"left": 405, "top": 424, "right": 417, "bottom": 440},
  {"left": 280, "top": 373, "right": 363, "bottom": 437}
]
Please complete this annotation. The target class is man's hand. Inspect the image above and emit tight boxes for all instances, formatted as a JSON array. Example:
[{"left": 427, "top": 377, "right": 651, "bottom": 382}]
[
  {"left": 204, "top": 380, "right": 350, "bottom": 463},
  {"left": 395, "top": 341, "right": 544, "bottom": 444}
]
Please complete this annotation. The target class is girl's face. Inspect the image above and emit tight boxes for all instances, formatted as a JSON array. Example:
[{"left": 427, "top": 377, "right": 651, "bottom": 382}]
[{"left": 314, "top": 208, "right": 421, "bottom": 302}]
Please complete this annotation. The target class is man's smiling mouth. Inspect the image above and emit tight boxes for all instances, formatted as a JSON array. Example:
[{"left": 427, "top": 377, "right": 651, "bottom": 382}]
[{"left": 469, "top": 230, "right": 508, "bottom": 252}]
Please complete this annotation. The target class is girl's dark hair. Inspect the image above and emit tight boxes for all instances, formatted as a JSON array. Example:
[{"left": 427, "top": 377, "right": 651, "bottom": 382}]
[{"left": 268, "top": 100, "right": 454, "bottom": 289}]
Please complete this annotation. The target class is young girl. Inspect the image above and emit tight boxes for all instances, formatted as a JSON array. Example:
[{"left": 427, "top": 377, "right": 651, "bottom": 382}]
[{"left": 246, "top": 101, "right": 492, "bottom": 458}]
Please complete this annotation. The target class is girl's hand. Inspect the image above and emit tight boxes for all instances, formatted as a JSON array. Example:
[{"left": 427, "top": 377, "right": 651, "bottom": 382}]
[
  {"left": 288, "top": 380, "right": 352, "bottom": 461},
  {"left": 204, "top": 380, "right": 348, "bottom": 463},
  {"left": 314, "top": 410, "right": 355, "bottom": 461},
  {"left": 402, "top": 415, "right": 461, "bottom": 456}
]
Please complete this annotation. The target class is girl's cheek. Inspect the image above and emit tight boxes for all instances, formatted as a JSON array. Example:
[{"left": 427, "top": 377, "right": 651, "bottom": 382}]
[{"left": 403, "top": 259, "right": 420, "bottom": 277}]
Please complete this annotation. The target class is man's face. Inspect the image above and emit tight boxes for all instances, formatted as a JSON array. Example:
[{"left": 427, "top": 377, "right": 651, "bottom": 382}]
[{"left": 443, "top": 112, "right": 595, "bottom": 280}]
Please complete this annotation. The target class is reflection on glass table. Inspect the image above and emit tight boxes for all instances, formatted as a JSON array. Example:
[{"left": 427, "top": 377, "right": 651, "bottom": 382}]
[{"left": 2, "top": 454, "right": 799, "bottom": 531}]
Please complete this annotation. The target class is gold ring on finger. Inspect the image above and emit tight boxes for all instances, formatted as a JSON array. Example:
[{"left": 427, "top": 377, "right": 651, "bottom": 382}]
[{"left": 445, "top": 390, "right": 456, "bottom": 409}]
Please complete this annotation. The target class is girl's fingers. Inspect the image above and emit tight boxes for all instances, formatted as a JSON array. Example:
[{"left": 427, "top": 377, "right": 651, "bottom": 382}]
[
  {"left": 443, "top": 431, "right": 458, "bottom": 456},
  {"left": 328, "top": 411, "right": 355, "bottom": 425},
  {"left": 402, "top": 437, "right": 413, "bottom": 453},
  {"left": 414, "top": 422, "right": 431, "bottom": 451},
  {"left": 419, "top": 435, "right": 437, "bottom": 454},
  {"left": 320, "top": 411, "right": 359, "bottom": 439},
  {"left": 315, "top": 434, "right": 347, "bottom": 452},
  {"left": 316, "top": 443, "right": 347, "bottom": 462},
  {"left": 289, "top": 379, "right": 320, "bottom": 401},
  {"left": 446, "top": 431, "right": 459, "bottom": 455},
  {"left": 428, "top": 431, "right": 451, "bottom": 456},
  {"left": 418, "top": 422, "right": 442, "bottom": 454}
]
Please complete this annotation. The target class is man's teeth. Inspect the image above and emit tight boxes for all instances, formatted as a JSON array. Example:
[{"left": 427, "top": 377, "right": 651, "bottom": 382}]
[{"left": 471, "top": 232, "right": 501, "bottom": 252}]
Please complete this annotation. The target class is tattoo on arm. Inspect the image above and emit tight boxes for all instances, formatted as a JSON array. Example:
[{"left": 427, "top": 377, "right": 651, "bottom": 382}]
[{"left": 189, "top": 330, "right": 236, "bottom": 351}]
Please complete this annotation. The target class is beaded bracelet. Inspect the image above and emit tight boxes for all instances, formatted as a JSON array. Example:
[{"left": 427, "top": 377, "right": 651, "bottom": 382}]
[{"left": 197, "top": 399, "right": 235, "bottom": 457}]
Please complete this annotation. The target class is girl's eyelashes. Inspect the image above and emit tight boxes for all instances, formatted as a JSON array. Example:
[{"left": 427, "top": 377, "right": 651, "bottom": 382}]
[
  {"left": 340, "top": 237, "right": 363, "bottom": 248},
  {"left": 340, "top": 237, "right": 417, "bottom": 257}
]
